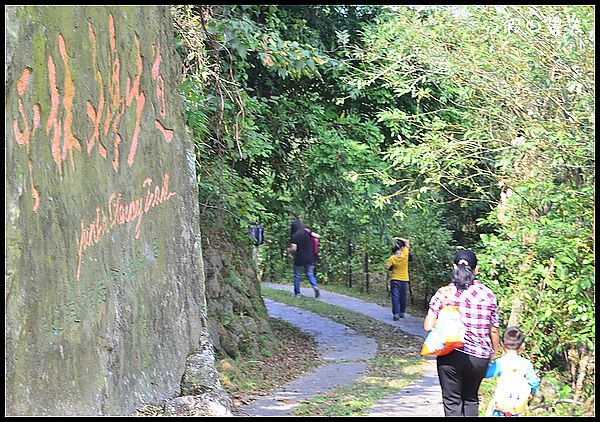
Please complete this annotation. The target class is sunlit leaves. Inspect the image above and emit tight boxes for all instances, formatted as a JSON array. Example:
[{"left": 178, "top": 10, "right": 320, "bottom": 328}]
[
  {"left": 346, "top": 6, "right": 594, "bottom": 400},
  {"left": 175, "top": 6, "right": 594, "bottom": 403}
]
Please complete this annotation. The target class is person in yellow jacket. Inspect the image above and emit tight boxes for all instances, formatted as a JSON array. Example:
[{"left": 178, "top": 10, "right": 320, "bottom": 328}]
[{"left": 385, "top": 237, "right": 410, "bottom": 320}]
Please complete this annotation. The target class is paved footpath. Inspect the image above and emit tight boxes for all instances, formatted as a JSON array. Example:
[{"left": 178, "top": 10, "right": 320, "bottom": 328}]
[
  {"left": 238, "top": 282, "right": 444, "bottom": 417},
  {"left": 238, "top": 298, "right": 378, "bottom": 416}
]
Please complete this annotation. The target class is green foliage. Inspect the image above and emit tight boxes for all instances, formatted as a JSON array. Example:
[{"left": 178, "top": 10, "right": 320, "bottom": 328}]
[
  {"left": 173, "top": 4, "right": 594, "bottom": 411},
  {"left": 477, "top": 182, "right": 595, "bottom": 366},
  {"left": 345, "top": 5, "right": 594, "bottom": 408}
]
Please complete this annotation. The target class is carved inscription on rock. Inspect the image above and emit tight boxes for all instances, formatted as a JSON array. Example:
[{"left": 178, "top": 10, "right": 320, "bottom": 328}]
[{"left": 11, "top": 13, "right": 178, "bottom": 280}]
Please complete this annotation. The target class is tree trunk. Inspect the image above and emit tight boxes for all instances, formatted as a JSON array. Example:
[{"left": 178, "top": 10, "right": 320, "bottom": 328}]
[
  {"left": 572, "top": 346, "right": 591, "bottom": 409},
  {"left": 507, "top": 296, "right": 523, "bottom": 327}
]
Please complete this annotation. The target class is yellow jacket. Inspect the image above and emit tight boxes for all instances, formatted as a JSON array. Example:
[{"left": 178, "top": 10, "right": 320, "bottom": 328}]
[{"left": 386, "top": 247, "right": 409, "bottom": 281}]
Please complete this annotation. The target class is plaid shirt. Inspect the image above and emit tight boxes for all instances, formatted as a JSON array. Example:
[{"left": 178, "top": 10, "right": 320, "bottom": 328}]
[{"left": 428, "top": 280, "right": 499, "bottom": 359}]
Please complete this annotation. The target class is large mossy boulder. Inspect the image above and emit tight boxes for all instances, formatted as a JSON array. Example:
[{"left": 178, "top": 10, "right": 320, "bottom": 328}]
[{"left": 5, "top": 5, "right": 224, "bottom": 415}]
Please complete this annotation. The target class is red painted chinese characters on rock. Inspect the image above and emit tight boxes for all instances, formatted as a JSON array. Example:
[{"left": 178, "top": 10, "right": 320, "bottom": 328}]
[
  {"left": 13, "top": 67, "right": 42, "bottom": 212},
  {"left": 11, "top": 13, "right": 180, "bottom": 280},
  {"left": 12, "top": 13, "right": 175, "bottom": 208}
]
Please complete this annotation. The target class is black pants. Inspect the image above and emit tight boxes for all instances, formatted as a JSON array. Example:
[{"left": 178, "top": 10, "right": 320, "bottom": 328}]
[{"left": 437, "top": 349, "right": 489, "bottom": 417}]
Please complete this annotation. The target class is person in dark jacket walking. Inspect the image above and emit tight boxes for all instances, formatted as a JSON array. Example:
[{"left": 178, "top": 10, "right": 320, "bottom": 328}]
[{"left": 289, "top": 219, "right": 320, "bottom": 298}]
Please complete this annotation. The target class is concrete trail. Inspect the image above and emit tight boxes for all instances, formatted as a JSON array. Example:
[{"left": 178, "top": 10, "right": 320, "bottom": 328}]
[
  {"left": 244, "top": 282, "right": 444, "bottom": 417},
  {"left": 238, "top": 298, "right": 378, "bottom": 416}
]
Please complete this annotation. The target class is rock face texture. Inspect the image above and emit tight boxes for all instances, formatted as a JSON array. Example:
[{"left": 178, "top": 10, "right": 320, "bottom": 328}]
[
  {"left": 5, "top": 6, "right": 226, "bottom": 415},
  {"left": 202, "top": 239, "right": 276, "bottom": 359}
]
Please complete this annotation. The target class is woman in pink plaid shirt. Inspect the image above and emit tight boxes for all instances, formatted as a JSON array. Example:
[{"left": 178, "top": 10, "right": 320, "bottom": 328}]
[{"left": 424, "top": 249, "right": 501, "bottom": 417}]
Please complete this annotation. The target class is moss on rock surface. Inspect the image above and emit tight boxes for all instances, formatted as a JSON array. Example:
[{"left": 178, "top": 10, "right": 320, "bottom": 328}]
[
  {"left": 5, "top": 6, "right": 217, "bottom": 415},
  {"left": 201, "top": 236, "right": 274, "bottom": 360}
]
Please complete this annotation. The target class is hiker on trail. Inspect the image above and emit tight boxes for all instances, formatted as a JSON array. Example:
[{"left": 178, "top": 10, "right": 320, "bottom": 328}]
[
  {"left": 423, "top": 249, "right": 500, "bottom": 417},
  {"left": 289, "top": 219, "right": 320, "bottom": 298},
  {"left": 384, "top": 237, "right": 410, "bottom": 320},
  {"left": 290, "top": 217, "right": 321, "bottom": 266},
  {"left": 484, "top": 326, "right": 540, "bottom": 417}
]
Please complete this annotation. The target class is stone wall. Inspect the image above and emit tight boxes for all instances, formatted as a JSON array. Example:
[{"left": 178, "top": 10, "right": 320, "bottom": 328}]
[{"left": 5, "top": 6, "right": 221, "bottom": 415}]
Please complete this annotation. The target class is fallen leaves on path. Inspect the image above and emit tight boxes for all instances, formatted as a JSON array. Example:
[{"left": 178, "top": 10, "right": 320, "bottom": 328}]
[{"left": 219, "top": 317, "right": 324, "bottom": 415}]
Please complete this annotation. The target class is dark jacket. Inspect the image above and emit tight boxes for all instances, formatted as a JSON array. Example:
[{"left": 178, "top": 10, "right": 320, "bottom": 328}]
[{"left": 290, "top": 220, "right": 313, "bottom": 266}]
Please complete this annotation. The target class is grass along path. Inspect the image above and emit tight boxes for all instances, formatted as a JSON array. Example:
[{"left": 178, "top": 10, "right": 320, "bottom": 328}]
[
  {"left": 218, "top": 317, "right": 324, "bottom": 413},
  {"left": 263, "top": 283, "right": 557, "bottom": 417},
  {"left": 262, "top": 287, "right": 426, "bottom": 416}
]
